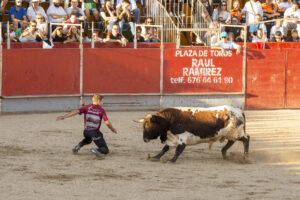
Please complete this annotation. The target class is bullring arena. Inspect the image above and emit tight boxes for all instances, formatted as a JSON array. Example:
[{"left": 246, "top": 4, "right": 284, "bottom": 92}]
[{"left": 1, "top": 109, "right": 300, "bottom": 200}]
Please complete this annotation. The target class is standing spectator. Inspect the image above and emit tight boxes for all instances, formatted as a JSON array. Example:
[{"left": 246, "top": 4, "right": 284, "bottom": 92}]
[
  {"left": 212, "top": 1, "right": 231, "bottom": 24},
  {"left": 212, "top": 31, "right": 241, "bottom": 54},
  {"left": 104, "top": 24, "right": 128, "bottom": 46},
  {"left": 270, "top": 19, "right": 284, "bottom": 38},
  {"left": 270, "top": 30, "right": 285, "bottom": 42},
  {"left": 36, "top": 14, "right": 48, "bottom": 38},
  {"left": 235, "top": 27, "right": 248, "bottom": 42},
  {"left": 141, "top": 17, "right": 159, "bottom": 42},
  {"left": 135, "top": 26, "right": 144, "bottom": 42},
  {"left": 84, "top": 0, "right": 100, "bottom": 22},
  {"left": 100, "top": 0, "right": 118, "bottom": 33},
  {"left": 116, "top": 0, "right": 140, "bottom": 23},
  {"left": 27, "top": 0, "right": 47, "bottom": 22},
  {"left": 116, "top": 0, "right": 135, "bottom": 36},
  {"left": 252, "top": 28, "right": 267, "bottom": 42},
  {"left": 64, "top": 25, "right": 80, "bottom": 43},
  {"left": 9, "top": 0, "right": 27, "bottom": 29},
  {"left": 47, "top": 0, "right": 67, "bottom": 24},
  {"left": 231, "top": 0, "right": 245, "bottom": 23},
  {"left": 249, "top": 14, "right": 267, "bottom": 38},
  {"left": 242, "top": 0, "right": 263, "bottom": 24},
  {"left": 284, "top": 2, "right": 300, "bottom": 36},
  {"left": 19, "top": 20, "right": 44, "bottom": 42},
  {"left": 286, "top": 28, "right": 300, "bottom": 41},
  {"left": 51, "top": 25, "right": 67, "bottom": 42}
]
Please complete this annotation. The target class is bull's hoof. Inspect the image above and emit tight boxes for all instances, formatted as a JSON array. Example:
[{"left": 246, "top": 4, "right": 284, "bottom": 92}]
[
  {"left": 168, "top": 159, "right": 177, "bottom": 163},
  {"left": 147, "top": 154, "right": 160, "bottom": 162}
]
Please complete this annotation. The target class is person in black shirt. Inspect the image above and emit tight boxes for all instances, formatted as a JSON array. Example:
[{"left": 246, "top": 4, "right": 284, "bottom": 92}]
[
  {"left": 286, "top": 29, "right": 300, "bottom": 42},
  {"left": 104, "top": 24, "right": 128, "bottom": 46},
  {"left": 52, "top": 26, "right": 67, "bottom": 42},
  {"left": 136, "top": 26, "right": 144, "bottom": 42}
]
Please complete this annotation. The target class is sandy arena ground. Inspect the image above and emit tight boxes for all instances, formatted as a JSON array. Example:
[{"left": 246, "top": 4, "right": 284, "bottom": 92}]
[{"left": 1, "top": 109, "right": 300, "bottom": 200}]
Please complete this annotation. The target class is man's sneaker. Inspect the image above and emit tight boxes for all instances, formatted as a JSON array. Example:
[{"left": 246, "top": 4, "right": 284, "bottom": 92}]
[
  {"left": 72, "top": 144, "right": 81, "bottom": 154},
  {"left": 90, "top": 148, "right": 104, "bottom": 159}
]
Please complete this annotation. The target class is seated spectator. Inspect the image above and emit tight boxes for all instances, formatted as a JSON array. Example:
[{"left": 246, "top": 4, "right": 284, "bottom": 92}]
[
  {"left": 270, "top": 20, "right": 284, "bottom": 38},
  {"left": 286, "top": 28, "right": 300, "bottom": 42},
  {"left": 64, "top": 25, "right": 80, "bottom": 43},
  {"left": 141, "top": 17, "right": 159, "bottom": 42},
  {"left": 212, "top": 1, "right": 231, "bottom": 24},
  {"left": 19, "top": 20, "right": 44, "bottom": 42},
  {"left": 36, "top": 14, "right": 48, "bottom": 38},
  {"left": 249, "top": 14, "right": 267, "bottom": 38},
  {"left": 278, "top": 0, "right": 293, "bottom": 15},
  {"left": 231, "top": 0, "right": 245, "bottom": 23},
  {"left": 9, "top": 0, "right": 27, "bottom": 29},
  {"left": 235, "top": 27, "right": 247, "bottom": 42},
  {"left": 262, "top": 0, "right": 281, "bottom": 21},
  {"left": 92, "top": 31, "right": 103, "bottom": 42},
  {"left": 104, "top": 24, "right": 128, "bottom": 46},
  {"left": 100, "top": 0, "right": 118, "bottom": 33},
  {"left": 135, "top": 26, "right": 144, "bottom": 42},
  {"left": 66, "top": 0, "right": 88, "bottom": 39},
  {"left": 225, "top": 16, "right": 241, "bottom": 38},
  {"left": 252, "top": 28, "right": 267, "bottom": 42},
  {"left": 116, "top": 0, "right": 140, "bottom": 23},
  {"left": 283, "top": 2, "right": 300, "bottom": 36},
  {"left": 8, "top": 23, "right": 22, "bottom": 42},
  {"left": 212, "top": 31, "right": 241, "bottom": 54},
  {"left": 84, "top": 0, "right": 100, "bottom": 21},
  {"left": 116, "top": 0, "right": 135, "bottom": 36},
  {"left": 227, "top": 32, "right": 235, "bottom": 42},
  {"left": 27, "top": 0, "right": 47, "bottom": 22},
  {"left": 47, "top": 0, "right": 67, "bottom": 25},
  {"left": 270, "top": 30, "right": 285, "bottom": 42},
  {"left": 63, "top": 13, "right": 80, "bottom": 33},
  {"left": 51, "top": 25, "right": 67, "bottom": 42}
]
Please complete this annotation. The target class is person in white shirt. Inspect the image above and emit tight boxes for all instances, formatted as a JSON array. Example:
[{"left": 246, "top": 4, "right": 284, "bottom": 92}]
[
  {"left": 35, "top": 13, "right": 48, "bottom": 38},
  {"left": 252, "top": 28, "right": 267, "bottom": 42},
  {"left": 27, "top": 0, "right": 48, "bottom": 23},
  {"left": 242, "top": 0, "right": 263, "bottom": 24},
  {"left": 278, "top": 0, "right": 293, "bottom": 11},
  {"left": 284, "top": 3, "right": 300, "bottom": 35},
  {"left": 116, "top": 0, "right": 140, "bottom": 23},
  {"left": 212, "top": 1, "right": 231, "bottom": 24},
  {"left": 47, "top": 0, "right": 67, "bottom": 24},
  {"left": 270, "top": 19, "right": 284, "bottom": 38}
]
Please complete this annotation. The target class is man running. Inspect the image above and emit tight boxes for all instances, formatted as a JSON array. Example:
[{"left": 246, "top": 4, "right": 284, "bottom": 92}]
[{"left": 56, "top": 94, "right": 117, "bottom": 159}]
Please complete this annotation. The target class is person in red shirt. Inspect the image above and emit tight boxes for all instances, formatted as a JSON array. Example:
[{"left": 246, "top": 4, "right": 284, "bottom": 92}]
[{"left": 56, "top": 94, "right": 117, "bottom": 159}]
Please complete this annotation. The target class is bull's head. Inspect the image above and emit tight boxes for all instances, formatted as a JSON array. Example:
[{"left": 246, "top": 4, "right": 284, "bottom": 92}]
[{"left": 135, "top": 114, "right": 169, "bottom": 143}]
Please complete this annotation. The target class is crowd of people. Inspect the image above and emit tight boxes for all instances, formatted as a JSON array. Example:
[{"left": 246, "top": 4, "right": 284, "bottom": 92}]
[{"left": 0, "top": 0, "right": 299, "bottom": 46}]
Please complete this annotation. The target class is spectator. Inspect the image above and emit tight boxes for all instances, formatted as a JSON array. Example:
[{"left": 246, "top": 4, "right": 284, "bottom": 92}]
[
  {"left": 100, "top": 0, "right": 118, "bottom": 33},
  {"left": 36, "top": 14, "right": 48, "bottom": 38},
  {"left": 47, "top": 0, "right": 67, "bottom": 24},
  {"left": 100, "top": 0, "right": 114, "bottom": 8},
  {"left": 92, "top": 31, "right": 103, "bottom": 42},
  {"left": 212, "top": 31, "right": 241, "bottom": 54},
  {"left": 225, "top": 16, "right": 241, "bottom": 38},
  {"left": 116, "top": 0, "right": 140, "bottom": 23},
  {"left": 212, "top": 1, "right": 231, "bottom": 24},
  {"left": 135, "top": 26, "right": 144, "bottom": 42},
  {"left": 63, "top": 13, "right": 80, "bottom": 33},
  {"left": 286, "top": 28, "right": 300, "bottom": 41},
  {"left": 284, "top": 2, "right": 300, "bottom": 36},
  {"left": 231, "top": 0, "right": 245, "bottom": 23},
  {"left": 278, "top": 0, "right": 293, "bottom": 15},
  {"left": 19, "top": 20, "right": 44, "bottom": 42},
  {"left": 270, "top": 19, "right": 284, "bottom": 38},
  {"left": 51, "top": 25, "right": 67, "bottom": 42},
  {"left": 252, "top": 28, "right": 267, "bottom": 42},
  {"left": 104, "top": 24, "right": 128, "bottom": 47},
  {"left": 66, "top": 0, "right": 86, "bottom": 20},
  {"left": 84, "top": 0, "right": 100, "bottom": 22},
  {"left": 262, "top": 0, "right": 281, "bottom": 21},
  {"left": 27, "top": 0, "right": 47, "bottom": 22},
  {"left": 227, "top": 32, "right": 235, "bottom": 42},
  {"left": 8, "top": 23, "right": 22, "bottom": 42},
  {"left": 270, "top": 30, "right": 285, "bottom": 42},
  {"left": 201, "top": 0, "right": 212, "bottom": 17},
  {"left": 235, "top": 27, "right": 248, "bottom": 42},
  {"left": 249, "top": 14, "right": 267, "bottom": 38},
  {"left": 64, "top": 25, "right": 80, "bottom": 43},
  {"left": 242, "top": 0, "right": 263, "bottom": 24},
  {"left": 0, "top": 0, "right": 8, "bottom": 16},
  {"left": 141, "top": 17, "right": 159, "bottom": 42},
  {"left": 9, "top": 0, "right": 27, "bottom": 30},
  {"left": 116, "top": 0, "right": 135, "bottom": 36}
]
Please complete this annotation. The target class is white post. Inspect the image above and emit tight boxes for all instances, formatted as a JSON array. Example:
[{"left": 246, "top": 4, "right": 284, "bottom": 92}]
[{"left": 91, "top": 21, "right": 94, "bottom": 48}]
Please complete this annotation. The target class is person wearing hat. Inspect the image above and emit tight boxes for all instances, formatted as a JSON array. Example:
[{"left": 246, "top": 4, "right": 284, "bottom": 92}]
[
  {"left": 56, "top": 94, "right": 117, "bottom": 159},
  {"left": 27, "top": 0, "right": 48, "bottom": 22},
  {"left": 212, "top": 31, "right": 241, "bottom": 54}
]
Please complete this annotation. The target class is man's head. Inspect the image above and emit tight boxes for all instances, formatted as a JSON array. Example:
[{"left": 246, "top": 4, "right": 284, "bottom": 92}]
[
  {"left": 136, "top": 26, "right": 142, "bottom": 37},
  {"left": 35, "top": 14, "right": 44, "bottom": 22},
  {"left": 29, "top": 20, "right": 37, "bottom": 31},
  {"left": 122, "top": 0, "right": 130, "bottom": 9},
  {"left": 71, "top": 0, "right": 78, "bottom": 8},
  {"left": 53, "top": 0, "right": 61, "bottom": 7},
  {"left": 15, "top": 0, "right": 22, "bottom": 7},
  {"left": 291, "top": 29, "right": 298, "bottom": 38},
  {"left": 255, "top": 14, "right": 261, "bottom": 22},
  {"left": 274, "top": 31, "right": 283, "bottom": 42},
  {"left": 220, "top": 31, "right": 228, "bottom": 42},
  {"left": 112, "top": 24, "right": 119, "bottom": 35},
  {"left": 69, "top": 13, "right": 77, "bottom": 23},
  {"left": 231, "top": 16, "right": 239, "bottom": 25},
  {"left": 256, "top": 28, "right": 263, "bottom": 38},
  {"left": 32, "top": 0, "right": 40, "bottom": 7},
  {"left": 233, "top": 0, "right": 240, "bottom": 9},
  {"left": 92, "top": 94, "right": 104, "bottom": 106},
  {"left": 292, "top": 3, "right": 298, "bottom": 12}
]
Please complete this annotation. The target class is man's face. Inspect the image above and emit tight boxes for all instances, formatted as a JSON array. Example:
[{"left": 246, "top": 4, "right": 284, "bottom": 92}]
[
  {"left": 112, "top": 25, "right": 119, "bottom": 35},
  {"left": 221, "top": 36, "right": 227, "bottom": 42},
  {"left": 233, "top": 1, "right": 239, "bottom": 8},
  {"left": 231, "top": 18, "right": 238, "bottom": 25},
  {"left": 70, "top": 15, "right": 77, "bottom": 23},
  {"left": 54, "top": 0, "right": 60, "bottom": 6},
  {"left": 71, "top": 0, "right": 78, "bottom": 7},
  {"left": 275, "top": 35, "right": 282, "bottom": 41},
  {"left": 292, "top": 5, "right": 298, "bottom": 12},
  {"left": 30, "top": 23, "right": 37, "bottom": 30},
  {"left": 257, "top": 30, "right": 263, "bottom": 37},
  {"left": 16, "top": 0, "right": 22, "bottom": 6}
]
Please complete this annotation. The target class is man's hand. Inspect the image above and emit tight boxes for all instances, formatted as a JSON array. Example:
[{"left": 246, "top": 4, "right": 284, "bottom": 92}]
[
  {"left": 111, "top": 127, "right": 117, "bottom": 134},
  {"left": 56, "top": 116, "right": 64, "bottom": 121},
  {"left": 236, "top": 46, "right": 241, "bottom": 54}
]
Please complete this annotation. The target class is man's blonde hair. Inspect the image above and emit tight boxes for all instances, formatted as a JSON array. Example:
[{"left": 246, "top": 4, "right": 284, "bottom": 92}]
[{"left": 92, "top": 94, "right": 103, "bottom": 103}]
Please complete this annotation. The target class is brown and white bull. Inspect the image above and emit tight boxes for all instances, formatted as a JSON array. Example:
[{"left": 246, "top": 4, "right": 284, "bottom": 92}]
[{"left": 136, "top": 106, "right": 249, "bottom": 163}]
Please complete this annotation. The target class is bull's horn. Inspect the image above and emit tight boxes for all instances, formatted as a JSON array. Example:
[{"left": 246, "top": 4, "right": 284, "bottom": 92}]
[{"left": 133, "top": 119, "right": 145, "bottom": 123}]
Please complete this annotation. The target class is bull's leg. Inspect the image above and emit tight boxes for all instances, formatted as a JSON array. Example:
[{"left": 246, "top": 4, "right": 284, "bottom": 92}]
[
  {"left": 239, "top": 135, "right": 250, "bottom": 159},
  {"left": 150, "top": 145, "right": 170, "bottom": 160},
  {"left": 170, "top": 143, "right": 186, "bottom": 163},
  {"left": 221, "top": 140, "right": 235, "bottom": 159}
]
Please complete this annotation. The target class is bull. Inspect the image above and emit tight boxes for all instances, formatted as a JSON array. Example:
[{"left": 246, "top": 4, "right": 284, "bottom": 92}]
[{"left": 136, "top": 106, "right": 250, "bottom": 163}]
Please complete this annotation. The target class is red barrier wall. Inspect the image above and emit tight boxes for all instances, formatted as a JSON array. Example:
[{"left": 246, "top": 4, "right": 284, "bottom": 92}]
[
  {"left": 2, "top": 49, "right": 80, "bottom": 96},
  {"left": 246, "top": 50, "right": 286, "bottom": 109},
  {"left": 163, "top": 48, "right": 243, "bottom": 93},
  {"left": 286, "top": 49, "right": 300, "bottom": 108},
  {"left": 83, "top": 49, "right": 160, "bottom": 93}
]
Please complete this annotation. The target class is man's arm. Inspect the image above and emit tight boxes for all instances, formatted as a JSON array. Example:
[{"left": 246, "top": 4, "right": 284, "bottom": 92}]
[
  {"left": 104, "top": 120, "right": 117, "bottom": 133},
  {"left": 56, "top": 110, "right": 80, "bottom": 121}
]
